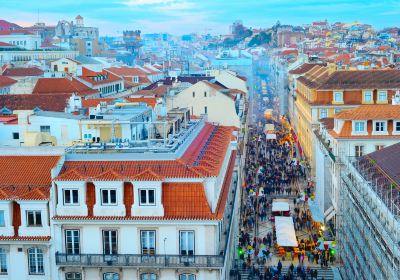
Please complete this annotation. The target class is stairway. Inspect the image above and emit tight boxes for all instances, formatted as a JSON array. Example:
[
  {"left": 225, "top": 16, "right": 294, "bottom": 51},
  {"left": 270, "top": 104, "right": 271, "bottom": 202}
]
[{"left": 237, "top": 265, "right": 335, "bottom": 280}]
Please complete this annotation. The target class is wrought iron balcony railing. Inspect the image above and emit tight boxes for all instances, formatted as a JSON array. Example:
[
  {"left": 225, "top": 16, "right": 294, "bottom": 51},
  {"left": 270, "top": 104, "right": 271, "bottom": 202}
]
[{"left": 55, "top": 253, "right": 224, "bottom": 269}]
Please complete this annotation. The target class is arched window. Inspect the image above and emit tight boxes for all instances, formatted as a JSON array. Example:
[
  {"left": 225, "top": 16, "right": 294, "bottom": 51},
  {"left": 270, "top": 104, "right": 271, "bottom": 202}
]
[
  {"left": 0, "top": 248, "right": 7, "bottom": 273},
  {"left": 179, "top": 274, "right": 196, "bottom": 280},
  {"left": 66, "top": 272, "right": 82, "bottom": 280},
  {"left": 103, "top": 272, "right": 119, "bottom": 280},
  {"left": 28, "top": 248, "right": 44, "bottom": 274},
  {"left": 141, "top": 272, "right": 157, "bottom": 280}
]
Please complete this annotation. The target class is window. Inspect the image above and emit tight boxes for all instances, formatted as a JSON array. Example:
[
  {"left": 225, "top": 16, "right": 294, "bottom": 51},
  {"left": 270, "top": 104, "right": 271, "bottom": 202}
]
[
  {"left": 141, "top": 230, "right": 155, "bottom": 255},
  {"left": 63, "top": 189, "right": 79, "bottom": 205},
  {"left": 355, "top": 145, "right": 364, "bottom": 157},
  {"left": 12, "top": 132, "right": 19, "bottom": 140},
  {"left": 374, "top": 121, "right": 386, "bottom": 132},
  {"left": 204, "top": 106, "right": 207, "bottom": 114},
  {"left": 0, "top": 211, "right": 4, "bottom": 227},
  {"left": 375, "top": 145, "right": 385, "bottom": 151},
  {"left": 40, "top": 126, "right": 50, "bottom": 133},
  {"left": 101, "top": 189, "right": 117, "bottom": 205},
  {"left": 65, "top": 230, "right": 80, "bottom": 255},
  {"left": 141, "top": 273, "right": 157, "bottom": 280},
  {"left": 334, "top": 109, "right": 341, "bottom": 114},
  {"left": 192, "top": 91, "right": 195, "bottom": 98},
  {"left": 28, "top": 248, "right": 44, "bottom": 275},
  {"left": 180, "top": 274, "right": 196, "bottom": 280},
  {"left": 354, "top": 121, "right": 365, "bottom": 132},
  {"left": 66, "top": 272, "right": 82, "bottom": 280},
  {"left": 139, "top": 189, "right": 155, "bottom": 206},
  {"left": 363, "top": 91, "right": 372, "bottom": 103},
  {"left": 319, "top": 109, "right": 327, "bottom": 119},
  {"left": 180, "top": 231, "right": 194, "bottom": 256},
  {"left": 0, "top": 248, "right": 7, "bottom": 274},
  {"left": 103, "top": 273, "right": 119, "bottom": 280},
  {"left": 26, "top": 211, "right": 42, "bottom": 227},
  {"left": 378, "top": 91, "right": 387, "bottom": 102},
  {"left": 333, "top": 91, "right": 343, "bottom": 103},
  {"left": 204, "top": 91, "right": 207, "bottom": 97},
  {"left": 395, "top": 121, "right": 400, "bottom": 132},
  {"left": 103, "top": 230, "right": 118, "bottom": 255}
]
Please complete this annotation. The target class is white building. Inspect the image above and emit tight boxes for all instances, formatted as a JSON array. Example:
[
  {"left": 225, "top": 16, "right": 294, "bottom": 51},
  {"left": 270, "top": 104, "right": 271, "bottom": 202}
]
[
  {"left": 313, "top": 103, "right": 400, "bottom": 236},
  {"left": 51, "top": 117, "right": 240, "bottom": 280},
  {"left": 0, "top": 30, "right": 41, "bottom": 50},
  {"left": 0, "top": 49, "right": 78, "bottom": 64},
  {"left": 166, "top": 80, "right": 245, "bottom": 127},
  {"left": 0, "top": 154, "right": 62, "bottom": 280}
]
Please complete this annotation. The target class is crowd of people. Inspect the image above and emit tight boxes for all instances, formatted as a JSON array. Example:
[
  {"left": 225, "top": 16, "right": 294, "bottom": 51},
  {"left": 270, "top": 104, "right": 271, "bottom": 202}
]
[{"left": 236, "top": 120, "right": 332, "bottom": 280}]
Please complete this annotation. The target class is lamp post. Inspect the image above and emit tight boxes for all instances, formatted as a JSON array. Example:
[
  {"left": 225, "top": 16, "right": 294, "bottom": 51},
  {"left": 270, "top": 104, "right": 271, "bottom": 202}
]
[{"left": 163, "top": 237, "right": 167, "bottom": 266}]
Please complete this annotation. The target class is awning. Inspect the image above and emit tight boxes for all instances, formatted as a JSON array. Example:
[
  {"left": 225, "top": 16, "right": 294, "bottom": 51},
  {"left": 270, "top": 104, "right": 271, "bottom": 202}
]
[
  {"left": 308, "top": 199, "right": 324, "bottom": 223},
  {"left": 275, "top": 216, "right": 298, "bottom": 247},
  {"left": 272, "top": 199, "right": 290, "bottom": 212}
]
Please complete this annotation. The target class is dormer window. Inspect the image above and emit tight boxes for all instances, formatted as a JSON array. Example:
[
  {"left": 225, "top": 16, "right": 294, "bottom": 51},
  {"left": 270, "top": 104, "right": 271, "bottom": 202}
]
[
  {"left": 395, "top": 121, "right": 400, "bottom": 132},
  {"left": 333, "top": 91, "right": 343, "bottom": 103},
  {"left": 101, "top": 189, "right": 117, "bottom": 206},
  {"left": 374, "top": 121, "right": 386, "bottom": 132},
  {"left": 133, "top": 76, "right": 139, "bottom": 83},
  {"left": 354, "top": 121, "right": 365, "bottom": 132},
  {"left": 63, "top": 189, "right": 79, "bottom": 205},
  {"left": 139, "top": 189, "right": 155, "bottom": 206},
  {"left": 363, "top": 90, "right": 373, "bottom": 103},
  {"left": 378, "top": 91, "right": 388, "bottom": 103}
]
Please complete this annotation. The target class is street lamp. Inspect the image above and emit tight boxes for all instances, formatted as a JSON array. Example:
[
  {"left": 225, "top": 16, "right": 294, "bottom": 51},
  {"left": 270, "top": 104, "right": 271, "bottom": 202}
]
[{"left": 163, "top": 237, "right": 167, "bottom": 265}]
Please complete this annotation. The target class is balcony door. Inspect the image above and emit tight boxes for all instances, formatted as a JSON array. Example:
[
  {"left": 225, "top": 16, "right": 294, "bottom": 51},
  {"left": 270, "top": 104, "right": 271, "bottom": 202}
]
[
  {"left": 180, "top": 231, "right": 194, "bottom": 263},
  {"left": 103, "top": 230, "right": 118, "bottom": 262}
]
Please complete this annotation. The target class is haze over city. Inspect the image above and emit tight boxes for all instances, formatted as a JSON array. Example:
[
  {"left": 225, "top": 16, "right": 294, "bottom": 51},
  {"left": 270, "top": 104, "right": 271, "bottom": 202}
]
[{"left": 2, "top": 0, "right": 400, "bottom": 34}]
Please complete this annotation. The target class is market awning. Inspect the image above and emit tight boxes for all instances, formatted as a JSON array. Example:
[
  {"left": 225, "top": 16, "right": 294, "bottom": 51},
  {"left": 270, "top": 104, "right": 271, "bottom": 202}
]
[
  {"left": 308, "top": 199, "right": 324, "bottom": 223},
  {"left": 272, "top": 199, "right": 290, "bottom": 212},
  {"left": 275, "top": 216, "right": 298, "bottom": 247}
]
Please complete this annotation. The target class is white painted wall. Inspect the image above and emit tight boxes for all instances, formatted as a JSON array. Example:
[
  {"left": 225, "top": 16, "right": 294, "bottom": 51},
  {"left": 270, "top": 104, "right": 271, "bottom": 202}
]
[{"left": 0, "top": 34, "right": 41, "bottom": 50}]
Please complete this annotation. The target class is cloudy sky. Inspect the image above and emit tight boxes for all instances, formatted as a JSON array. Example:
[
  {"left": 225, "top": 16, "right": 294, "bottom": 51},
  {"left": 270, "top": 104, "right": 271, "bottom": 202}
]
[{"left": 1, "top": 0, "right": 400, "bottom": 35}]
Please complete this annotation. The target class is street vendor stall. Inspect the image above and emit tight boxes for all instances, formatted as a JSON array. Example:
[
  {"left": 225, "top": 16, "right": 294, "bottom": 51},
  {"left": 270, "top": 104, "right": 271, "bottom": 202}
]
[
  {"left": 270, "top": 199, "right": 290, "bottom": 221},
  {"left": 275, "top": 216, "right": 298, "bottom": 247}
]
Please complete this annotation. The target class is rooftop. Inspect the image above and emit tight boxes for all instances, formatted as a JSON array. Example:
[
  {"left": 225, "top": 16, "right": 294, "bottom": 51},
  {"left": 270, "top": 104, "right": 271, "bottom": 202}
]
[
  {"left": 0, "top": 93, "right": 72, "bottom": 112},
  {"left": 33, "top": 77, "right": 98, "bottom": 96},
  {"left": 334, "top": 104, "right": 400, "bottom": 120}
]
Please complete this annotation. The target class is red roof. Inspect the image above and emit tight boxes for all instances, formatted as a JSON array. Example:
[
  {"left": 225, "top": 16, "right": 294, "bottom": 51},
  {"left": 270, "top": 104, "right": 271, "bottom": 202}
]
[
  {"left": 107, "top": 67, "right": 148, "bottom": 77},
  {"left": 0, "top": 30, "right": 34, "bottom": 35},
  {"left": 0, "top": 76, "right": 17, "bottom": 87},
  {"left": 3, "top": 67, "right": 43, "bottom": 77},
  {"left": 0, "top": 93, "right": 72, "bottom": 111},
  {"left": 78, "top": 68, "right": 123, "bottom": 86},
  {"left": 0, "top": 115, "right": 18, "bottom": 124},
  {"left": 0, "top": 42, "right": 15, "bottom": 47},
  {"left": 53, "top": 150, "right": 237, "bottom": 221},
  {"left": 0, "top": 20, "right": 22, "bottom": 31},
  {"left": 33, "top": 78, "right": 98, "bottom": 96},
  {"left": 56, "top": 124, "right": 233, "bottom": 181},
  {"left": 0, "top": 156, "right": 60, "bottom": 200}
]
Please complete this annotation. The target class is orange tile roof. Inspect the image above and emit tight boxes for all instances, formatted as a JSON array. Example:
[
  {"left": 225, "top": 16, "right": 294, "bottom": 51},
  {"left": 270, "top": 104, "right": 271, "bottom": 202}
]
[
  {"left": 334, "top": 105, "right": 400, "bottom": 120},
  {"left": 77, "top": 68, "right": 123, "bottom": 86},
  {"left": 33, "top": 78, "right": 98, "bottom": 96},
  {"left": 0, "top": 236, "right": 51, "bottom": 241},
  {"left": 53, "top": 150, "right": 237, "bottom": 221},
  {"left": 0, "top": 156, "right": 60, "bottom": 200},
  {"left": 329, "top": 120, "right": 400, "bottom": 139},
  {"left": 0, "top": 76, "right": 17, "bottom": 87},
  {"left": 162, "top": 182, "right": 212, "bottom": 219},
  {"left": 55, "top": 124, "right": 233, "bottom": 181}
]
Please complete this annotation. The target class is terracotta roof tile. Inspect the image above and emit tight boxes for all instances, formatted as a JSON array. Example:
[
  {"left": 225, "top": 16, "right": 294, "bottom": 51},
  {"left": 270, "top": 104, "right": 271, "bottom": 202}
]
[
  {"left": 334, "top": 105, "right": 400, "bottom": 120},
  {"left": 0, "top": 93, "right": 71, "bottom": 112},
  {"left": 0, "top": 76, "right": 17, "bottom": 87},
  {"left": 56, "top": 124, "right": 234, "bottom": 181},
  {"left": 3, "top": 67, "right": 43, "bottom": 77},
  {"left": 0, "top": 236, "right": 51, "bottom": 241},
  {"left": 0, "top": 155, "right": 60, "bottom": 200},
  {"left": 33, "top": 78, "right": 98, "bottom": 96}
]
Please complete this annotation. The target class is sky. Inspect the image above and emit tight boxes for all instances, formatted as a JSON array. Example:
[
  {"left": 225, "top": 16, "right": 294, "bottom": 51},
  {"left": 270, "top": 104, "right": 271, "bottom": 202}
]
[{"left": 1, "top": 0, "right": 400, "bottom": 36}]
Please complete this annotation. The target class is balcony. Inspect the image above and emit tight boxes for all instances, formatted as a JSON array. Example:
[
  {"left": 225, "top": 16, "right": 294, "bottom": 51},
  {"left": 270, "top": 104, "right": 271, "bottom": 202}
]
[{"left": 55, "top": 253, "right": 224, "bottom": 269}]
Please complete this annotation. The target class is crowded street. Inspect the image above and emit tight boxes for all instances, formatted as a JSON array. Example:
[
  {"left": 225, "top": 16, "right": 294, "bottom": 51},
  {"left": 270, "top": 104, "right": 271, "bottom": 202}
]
[{"left": 234, "top": 77, "right": 337, "bottom": 280}]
